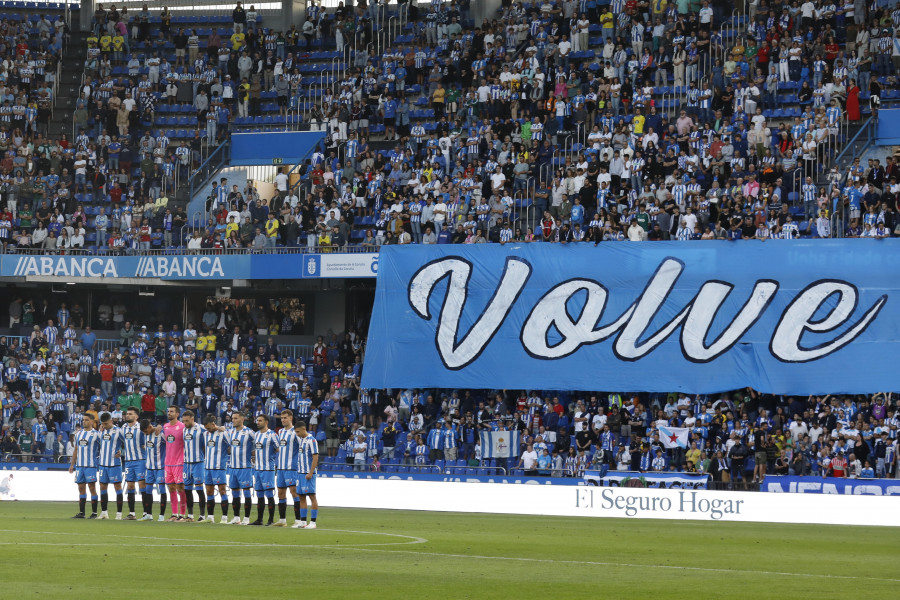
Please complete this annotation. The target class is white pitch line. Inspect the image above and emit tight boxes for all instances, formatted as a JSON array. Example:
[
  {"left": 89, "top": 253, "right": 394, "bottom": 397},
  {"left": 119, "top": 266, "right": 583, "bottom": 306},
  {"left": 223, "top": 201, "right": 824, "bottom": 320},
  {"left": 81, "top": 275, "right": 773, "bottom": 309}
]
[
  {"left": 0, "top": 527, "right": 427, "bottom": 548},
  {"left": 323, "top": 546, "right": 900, "bottom": 584},
  {"left": 0, "top": 542, "right": 263, "bottom": 548}
]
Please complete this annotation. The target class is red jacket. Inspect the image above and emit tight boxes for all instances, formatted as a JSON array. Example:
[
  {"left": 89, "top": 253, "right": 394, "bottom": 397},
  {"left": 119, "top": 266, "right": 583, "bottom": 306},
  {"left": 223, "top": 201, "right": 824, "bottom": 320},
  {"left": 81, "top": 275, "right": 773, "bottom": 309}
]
[
  {"left": 141, "top": 393, "right": 156, "bottom": 413},
  {"left": 99, "top": 363, "right": 115, "bottom": 382}
]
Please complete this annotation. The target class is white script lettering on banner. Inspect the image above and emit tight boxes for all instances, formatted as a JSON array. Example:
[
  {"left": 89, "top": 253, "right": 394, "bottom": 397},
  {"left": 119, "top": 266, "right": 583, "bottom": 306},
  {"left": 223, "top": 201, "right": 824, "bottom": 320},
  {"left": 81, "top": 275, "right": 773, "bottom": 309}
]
[{"left": 408, "top": 257, "right": 887, "bottom": 369}]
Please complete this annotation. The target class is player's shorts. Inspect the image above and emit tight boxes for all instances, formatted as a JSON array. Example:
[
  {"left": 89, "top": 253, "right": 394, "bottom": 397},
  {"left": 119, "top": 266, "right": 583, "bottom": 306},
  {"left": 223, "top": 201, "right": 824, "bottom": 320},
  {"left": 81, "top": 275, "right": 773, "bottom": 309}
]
[
  {"left": 124, "top": 461, "right": 146, "bottom": 483},
  {"left": 145, "top": 468, "right": 166, "bottom": 485},
  {"left": 204, "top": 469, "right": 226, "bottom": 486},
  {"left": 253, "top": 470, "right": 275, "bottom": 491},
  {"left": 74, "top": 467, "right": 98, "bottom": 484},
  {"left": 164, "top": 464, "right": 184, "bottom": 484},
  {"left": 98, "top": 465, "right": 123, "bottom": 484},
  {"left": 227, "top": 467, "right": 252, "bottom": 489},
  {"left": 298, "top": 472, "right": 317, "bottom": 495},
  {"left": 276, "top": 470, "right": 297, "bottom": 489},
  {"left": 183, "top": 462, "right": 204, "bottom": 487}
]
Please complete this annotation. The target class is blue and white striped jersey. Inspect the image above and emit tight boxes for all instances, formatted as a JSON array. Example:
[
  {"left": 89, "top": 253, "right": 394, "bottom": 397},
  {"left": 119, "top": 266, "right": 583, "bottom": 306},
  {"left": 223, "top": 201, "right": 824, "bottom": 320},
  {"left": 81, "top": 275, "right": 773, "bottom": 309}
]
[
  {"left": 226, "top": 427, "right": 254, "bottom": 469},
  {"left": 182, "top": 423, "right": 205, "bottom": 464},
  {"left": 121, "top": 423, "right": 146, "bottom": 462},
  {"left": 145, "top": 431, "right": 166, "bottom": 470},
  {"left": 276, "top": 427, "right": 299, "bottom": 471},
  {"left": 202, "top": 429, "right": 229, "bottom": 470},
  {"left": 297, "top": 434, "right": 318, "bottom": 474},
  {"left": 99, "top": 426, "right": 125, "bottom": 467},
  {"left": 253, "top": 429, "right": 278, "bottom": 471},
  {"left": 74, "top": 429, "right": 101, "bottom": 468},
  {"left": 294, "top": 397, "right": 312, "bottom": 418}
]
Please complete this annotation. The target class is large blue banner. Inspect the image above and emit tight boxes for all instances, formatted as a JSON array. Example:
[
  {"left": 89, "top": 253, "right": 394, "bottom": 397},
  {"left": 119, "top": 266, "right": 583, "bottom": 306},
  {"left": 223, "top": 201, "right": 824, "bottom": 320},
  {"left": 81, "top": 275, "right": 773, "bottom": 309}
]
[
  {"left": 762, "top": 476, "right": 900, "bottom": 495},
  {"left": 0, "top": 253, "right": 378, "bottom": 280},
  {"left": 362, "top": 242, "right": 898, "bottom": 394}
]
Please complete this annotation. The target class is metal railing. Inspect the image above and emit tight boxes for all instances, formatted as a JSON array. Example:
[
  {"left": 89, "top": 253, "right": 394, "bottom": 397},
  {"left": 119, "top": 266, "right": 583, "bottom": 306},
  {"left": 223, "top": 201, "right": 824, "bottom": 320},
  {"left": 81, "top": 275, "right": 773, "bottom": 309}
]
[
  {"left": 189, "top": 137, "right": 230, "bottom": 213},
  {"left": 3, "top": 244, "right": 381, "bottom": 256},
  {"left": 321, "top": 462, "right": 508, "bottom": 476},
  {"left": 831, "top": 117, "right": 876, "bottom": 176},
  {"left": 0, "top": 454, "right": 62, "bottom": 463}
]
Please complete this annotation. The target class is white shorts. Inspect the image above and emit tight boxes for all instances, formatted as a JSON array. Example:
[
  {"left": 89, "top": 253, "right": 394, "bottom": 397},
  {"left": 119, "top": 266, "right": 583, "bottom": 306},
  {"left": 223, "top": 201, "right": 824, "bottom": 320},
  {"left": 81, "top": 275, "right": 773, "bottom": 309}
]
[{"left": 355, "top": 197, "right": 367, "bottom": 208}]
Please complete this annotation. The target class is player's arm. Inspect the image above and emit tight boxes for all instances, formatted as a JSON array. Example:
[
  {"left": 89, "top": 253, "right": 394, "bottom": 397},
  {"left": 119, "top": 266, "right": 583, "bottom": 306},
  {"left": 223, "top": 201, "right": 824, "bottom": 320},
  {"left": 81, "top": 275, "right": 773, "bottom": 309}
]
[
  {"left": 68, "top": 439, "right": 77, "bottom": 473},
  {"left": 307, "top": 449, "right": 318, "bottom": 480}
]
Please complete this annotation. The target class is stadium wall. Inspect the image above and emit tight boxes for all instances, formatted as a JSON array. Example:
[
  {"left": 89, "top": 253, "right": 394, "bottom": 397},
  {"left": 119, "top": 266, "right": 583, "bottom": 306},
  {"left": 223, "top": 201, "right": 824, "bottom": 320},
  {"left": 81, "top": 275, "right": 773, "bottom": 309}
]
[{"left": 4, "top": 471, "right": 898, "bottom": 527}]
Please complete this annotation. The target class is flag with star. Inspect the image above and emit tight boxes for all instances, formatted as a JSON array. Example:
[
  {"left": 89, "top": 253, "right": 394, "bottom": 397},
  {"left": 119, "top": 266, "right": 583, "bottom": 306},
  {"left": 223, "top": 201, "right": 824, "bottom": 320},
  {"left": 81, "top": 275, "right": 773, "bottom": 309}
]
[{"left": 659, "top": 426, "right": 689, "bottom": 449}]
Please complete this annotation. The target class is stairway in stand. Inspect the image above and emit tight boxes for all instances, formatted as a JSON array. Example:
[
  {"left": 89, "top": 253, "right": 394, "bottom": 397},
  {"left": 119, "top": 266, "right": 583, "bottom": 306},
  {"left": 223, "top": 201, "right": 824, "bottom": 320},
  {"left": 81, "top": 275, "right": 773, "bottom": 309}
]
[{"left": 48, "top": 30, "right": 88, "bottom": 141}]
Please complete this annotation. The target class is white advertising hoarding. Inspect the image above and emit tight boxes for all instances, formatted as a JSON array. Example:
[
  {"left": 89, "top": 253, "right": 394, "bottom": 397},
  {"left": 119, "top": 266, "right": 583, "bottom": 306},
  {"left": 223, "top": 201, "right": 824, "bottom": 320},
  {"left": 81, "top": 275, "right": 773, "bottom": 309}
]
[{"left": 3, "top": 471, "right": 897, "bottom": 527}]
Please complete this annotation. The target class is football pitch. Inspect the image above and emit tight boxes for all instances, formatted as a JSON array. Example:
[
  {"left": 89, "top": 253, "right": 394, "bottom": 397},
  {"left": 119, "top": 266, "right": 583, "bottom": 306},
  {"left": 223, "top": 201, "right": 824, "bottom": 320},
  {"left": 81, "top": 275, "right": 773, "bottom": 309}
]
[{"left": 0, "top": 502, "right": 897, "bottom": 598}]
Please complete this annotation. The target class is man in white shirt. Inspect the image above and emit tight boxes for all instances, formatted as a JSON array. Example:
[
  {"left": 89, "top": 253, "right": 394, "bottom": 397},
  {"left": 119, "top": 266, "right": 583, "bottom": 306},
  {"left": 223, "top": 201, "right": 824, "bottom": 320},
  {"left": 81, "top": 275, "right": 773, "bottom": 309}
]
[
  {"left": 490, "top": 166, "right": 506, "bottom": 194},
  {"left": 433, "top": 200, "right": 448, "bottom": 230},
  {"left": 591, "top": 410, "right": 607, "bottom": 431},
  {"left": 788, "top": 415, "right": 809, "bottom": 441},
  {"left": 557, "top": 35, "right": 572, "bottom": 67},
  {"left": 573, "top": 401, "right": 589, "bottom": 433},
  {"left": 808, "top": 422, "right": 823, "bottom": 444},
  {"left": 352, "top": 433, "right": 368, "bottom": 471},
  {"left": 274, "top": 170, "right": 288, "bottom": 200},
  {"left": 517, "top": 444, "right": 539, "bottom": 474}
]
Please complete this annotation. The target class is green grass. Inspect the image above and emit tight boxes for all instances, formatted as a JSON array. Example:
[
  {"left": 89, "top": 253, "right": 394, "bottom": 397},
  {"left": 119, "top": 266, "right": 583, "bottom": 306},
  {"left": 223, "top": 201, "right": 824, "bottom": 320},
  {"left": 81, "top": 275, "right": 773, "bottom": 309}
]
[{"left": 0, "top": 502, "right": 897, "bottom": 598}]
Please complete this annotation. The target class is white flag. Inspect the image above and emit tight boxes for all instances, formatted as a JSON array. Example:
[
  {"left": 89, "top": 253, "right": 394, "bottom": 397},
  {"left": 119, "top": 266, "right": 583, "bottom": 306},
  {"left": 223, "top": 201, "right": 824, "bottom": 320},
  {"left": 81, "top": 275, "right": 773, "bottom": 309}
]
[{"left": 659, "top": 426, "right": 689, "bottom": 449}]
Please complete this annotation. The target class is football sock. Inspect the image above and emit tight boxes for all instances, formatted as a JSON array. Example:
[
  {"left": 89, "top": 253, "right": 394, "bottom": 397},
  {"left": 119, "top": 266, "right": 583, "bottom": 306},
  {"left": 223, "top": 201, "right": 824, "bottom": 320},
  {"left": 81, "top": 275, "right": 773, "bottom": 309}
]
[
  {"left": 127, "top": 491, "right": 136, "bottom": 513},
  {"left": 185, "top": 491, "right": 194, "bottom": 515},
  {"left": 232, "top": 496, "right": 242, "bottom": 517},
  {"left": 91, "top": 495, "right": 98, "bottom": 513},
  {"left": 115, "top": 490, "right": 123, "bottom": 513},
  {"left": 300, "top": 508, "right": 308, "bottom": 521},
  {"left": 311, "top": 509, "right": 318, "bottom": 522},
  {"left": 79, "top": 494, "right": 86, "bottom": 514},
  {"left": 159, "top": 492, "right": 167, "bottom": 516},
  {"left": 292, "top": 497, "right": 300, "bottom": 520},
  {"left": 243, "top": 490, "right": 252, "bottom": 518},
  {"left": 100, "top": 492, "right": 108, "bottom": 512},
  {"left": 196, "top": 491, "right": 206, "bottom": 517},
  {"left": 267, "top": 495, "right": 275, "bottom": 521},
  {"left": 278, "top": 499, "right": 287, "bottom": 519}
]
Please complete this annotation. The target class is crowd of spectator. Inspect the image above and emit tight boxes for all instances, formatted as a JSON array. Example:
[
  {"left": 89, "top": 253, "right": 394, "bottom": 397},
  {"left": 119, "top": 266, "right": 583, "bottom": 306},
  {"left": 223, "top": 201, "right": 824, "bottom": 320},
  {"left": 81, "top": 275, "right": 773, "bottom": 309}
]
[
  {"left": 1, "top": 291, "right": 897, "bottom": 483},
  {"left": 0, "top": 1, "right": 896, "bottom": 253}
]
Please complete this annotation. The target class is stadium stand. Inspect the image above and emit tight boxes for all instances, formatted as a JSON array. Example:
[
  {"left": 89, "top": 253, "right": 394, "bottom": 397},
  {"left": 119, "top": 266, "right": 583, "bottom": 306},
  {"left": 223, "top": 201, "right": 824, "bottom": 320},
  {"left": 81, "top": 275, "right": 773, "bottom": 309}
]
[
  {"left": 0, "top": 292, "right": 897, "bottom": 483},
  {"left": 0, "top": 0, "right": 896, "bottom": 253},
  {"left": 0, "top": 1, "right": 898, "bottom": 486}
]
